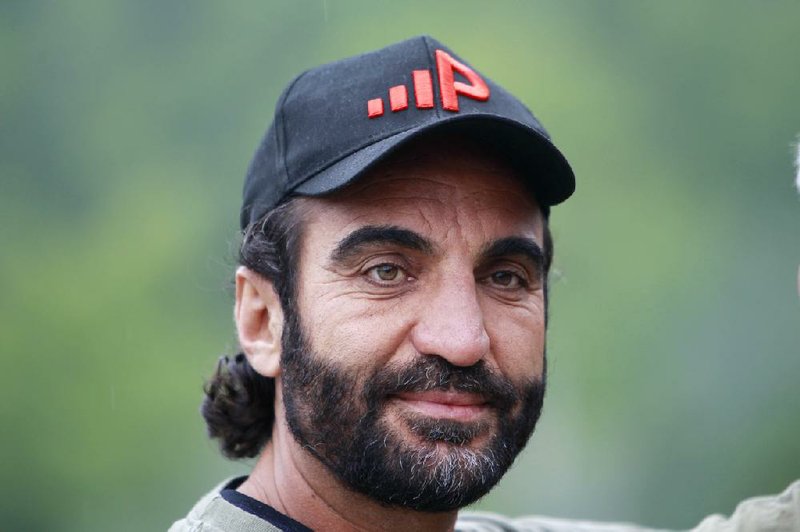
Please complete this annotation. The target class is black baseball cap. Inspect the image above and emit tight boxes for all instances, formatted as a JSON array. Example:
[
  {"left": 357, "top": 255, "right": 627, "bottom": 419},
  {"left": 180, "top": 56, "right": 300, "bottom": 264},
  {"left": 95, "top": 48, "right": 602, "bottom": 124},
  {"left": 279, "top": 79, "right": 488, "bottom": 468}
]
[{"left": 241, "top": 35, "right": 575, "bottom": 229}]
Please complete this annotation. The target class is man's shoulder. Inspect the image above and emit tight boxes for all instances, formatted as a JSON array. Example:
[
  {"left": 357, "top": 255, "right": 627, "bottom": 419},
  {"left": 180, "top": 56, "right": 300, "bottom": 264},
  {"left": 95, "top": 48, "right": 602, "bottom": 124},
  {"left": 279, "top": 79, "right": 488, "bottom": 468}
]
[
  {"left": 457, "top": 511, "right": 667, "bottom": 532},
  {"left": 457, "top": 480, "right": 800, "bottom": 532},
  {"left": 169, "top": 477, "right": 283, "bottom": 532},
  {"left": 692, "top": 479, "right": 800, "bottom": 532}
]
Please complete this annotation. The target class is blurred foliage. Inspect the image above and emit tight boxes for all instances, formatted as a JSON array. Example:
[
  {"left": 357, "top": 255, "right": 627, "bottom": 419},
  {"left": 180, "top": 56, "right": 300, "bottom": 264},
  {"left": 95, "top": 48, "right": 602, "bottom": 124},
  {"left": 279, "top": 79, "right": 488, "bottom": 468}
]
[{"left": 1, "top": 1, "right": 799, "bottom": 530}]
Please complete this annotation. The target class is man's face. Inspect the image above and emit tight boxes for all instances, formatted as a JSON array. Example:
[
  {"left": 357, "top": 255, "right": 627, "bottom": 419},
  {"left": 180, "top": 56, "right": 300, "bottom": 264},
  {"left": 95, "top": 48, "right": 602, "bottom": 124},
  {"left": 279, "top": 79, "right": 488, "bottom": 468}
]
[{"left": 279, "top": 140, "right": 548, "bottom": 511}]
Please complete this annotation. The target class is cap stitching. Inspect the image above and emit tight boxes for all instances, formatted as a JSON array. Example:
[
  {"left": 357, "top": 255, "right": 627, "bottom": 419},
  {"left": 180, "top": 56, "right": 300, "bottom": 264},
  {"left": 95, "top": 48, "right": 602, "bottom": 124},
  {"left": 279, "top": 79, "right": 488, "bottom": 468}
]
[
  {"left": 299, "top": 124, "right": 421, "bottom": 183},
  {"left": 277, "top": 69, "right": 312, "bottom": 189},
  {"left": 419, "top": 36, "right": 442, "bottom": 120}
]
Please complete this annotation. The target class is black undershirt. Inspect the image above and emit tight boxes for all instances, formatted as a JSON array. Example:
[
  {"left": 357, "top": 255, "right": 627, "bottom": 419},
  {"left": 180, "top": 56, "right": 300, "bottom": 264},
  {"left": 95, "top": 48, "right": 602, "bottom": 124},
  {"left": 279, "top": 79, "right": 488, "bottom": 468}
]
[{"left": 220, "top": 476, "right": 314, "bottom": 532}]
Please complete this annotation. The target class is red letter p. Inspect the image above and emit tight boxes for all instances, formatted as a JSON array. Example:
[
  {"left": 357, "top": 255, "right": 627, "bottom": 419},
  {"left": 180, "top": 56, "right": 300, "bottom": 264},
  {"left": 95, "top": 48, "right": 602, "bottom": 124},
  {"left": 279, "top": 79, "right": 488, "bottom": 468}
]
[{"left": 435, "top": 49, "right": 490, "bottom": 112}]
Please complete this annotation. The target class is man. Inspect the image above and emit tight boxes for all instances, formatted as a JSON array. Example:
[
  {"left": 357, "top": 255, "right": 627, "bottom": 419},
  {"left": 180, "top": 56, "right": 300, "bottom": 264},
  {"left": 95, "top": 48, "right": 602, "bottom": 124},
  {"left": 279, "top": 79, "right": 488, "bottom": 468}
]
[
  {"left": 172, "top": 35, "right": 577, "bottom": 532},
  {"left": 172, "top": 37, "right": 800, "bottom": 531}
]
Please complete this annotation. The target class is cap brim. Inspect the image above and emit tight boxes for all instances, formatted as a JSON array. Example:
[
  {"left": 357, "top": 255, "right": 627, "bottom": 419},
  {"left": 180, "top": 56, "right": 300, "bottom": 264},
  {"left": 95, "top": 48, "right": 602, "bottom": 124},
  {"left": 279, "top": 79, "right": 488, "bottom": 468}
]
[{"left": 293, "top": 113, "right": 575, "bottom": 207}]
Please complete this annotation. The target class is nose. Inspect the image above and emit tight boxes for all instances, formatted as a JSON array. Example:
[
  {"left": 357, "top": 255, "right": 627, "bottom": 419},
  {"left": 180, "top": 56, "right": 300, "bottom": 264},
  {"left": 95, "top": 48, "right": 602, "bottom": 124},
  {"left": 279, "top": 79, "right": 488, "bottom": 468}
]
[{"left": 410, "top": 274, "right": 490, "bottom": 367}]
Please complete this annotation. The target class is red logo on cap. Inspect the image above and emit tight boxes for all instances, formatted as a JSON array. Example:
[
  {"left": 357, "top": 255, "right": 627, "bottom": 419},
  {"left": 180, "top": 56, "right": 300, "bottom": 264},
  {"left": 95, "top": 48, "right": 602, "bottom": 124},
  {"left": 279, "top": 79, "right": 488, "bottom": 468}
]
[{"left": 367, "top": 49, "right": 490, "bottom": 118}]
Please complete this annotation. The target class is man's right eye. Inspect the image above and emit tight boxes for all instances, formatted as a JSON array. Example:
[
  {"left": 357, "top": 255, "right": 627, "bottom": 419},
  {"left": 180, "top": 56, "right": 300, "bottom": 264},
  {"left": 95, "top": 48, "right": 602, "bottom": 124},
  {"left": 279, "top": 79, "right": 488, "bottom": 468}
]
[{"left": 366, "top": 263, "right": 405, "bottom": 285}]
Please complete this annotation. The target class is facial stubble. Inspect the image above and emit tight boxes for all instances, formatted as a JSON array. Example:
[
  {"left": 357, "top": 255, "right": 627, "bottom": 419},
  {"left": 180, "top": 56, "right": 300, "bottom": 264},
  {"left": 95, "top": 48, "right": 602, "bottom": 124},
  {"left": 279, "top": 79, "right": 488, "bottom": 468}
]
[{"left": 279, "top": 309, "right": 546, "bottom": 512}]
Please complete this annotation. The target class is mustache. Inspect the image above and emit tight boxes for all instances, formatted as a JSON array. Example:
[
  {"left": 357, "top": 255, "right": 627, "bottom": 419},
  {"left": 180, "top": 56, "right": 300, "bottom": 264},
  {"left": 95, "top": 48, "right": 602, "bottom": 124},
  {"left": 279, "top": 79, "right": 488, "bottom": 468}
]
[{"left": 367, "top": 357, "right": 520, "bottom": 411}]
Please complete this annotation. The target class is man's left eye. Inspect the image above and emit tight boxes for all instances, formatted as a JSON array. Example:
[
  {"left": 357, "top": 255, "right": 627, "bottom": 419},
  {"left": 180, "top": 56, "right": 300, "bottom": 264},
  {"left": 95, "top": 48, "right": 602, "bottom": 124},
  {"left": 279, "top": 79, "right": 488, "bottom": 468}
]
[{"left": 489, "top": 271, "right": 526, "bottom": 289}]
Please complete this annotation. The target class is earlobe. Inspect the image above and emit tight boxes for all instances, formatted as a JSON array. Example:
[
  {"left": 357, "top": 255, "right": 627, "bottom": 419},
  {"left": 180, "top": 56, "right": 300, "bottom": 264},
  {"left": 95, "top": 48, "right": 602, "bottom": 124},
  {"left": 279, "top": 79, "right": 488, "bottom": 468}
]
[{"left": 234, "top": 266, "right": 284, "bottom": 378}]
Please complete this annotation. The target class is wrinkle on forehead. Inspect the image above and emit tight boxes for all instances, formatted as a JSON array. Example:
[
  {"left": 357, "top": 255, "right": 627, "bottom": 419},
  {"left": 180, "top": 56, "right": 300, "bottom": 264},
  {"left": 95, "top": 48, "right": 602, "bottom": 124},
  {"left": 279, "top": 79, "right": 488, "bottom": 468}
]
[
  {"left": 302, "top": 136, "right": 545, "bottom": 246},
  {"left": 344, "top": 174, "right": 530, "bottom": 206}
]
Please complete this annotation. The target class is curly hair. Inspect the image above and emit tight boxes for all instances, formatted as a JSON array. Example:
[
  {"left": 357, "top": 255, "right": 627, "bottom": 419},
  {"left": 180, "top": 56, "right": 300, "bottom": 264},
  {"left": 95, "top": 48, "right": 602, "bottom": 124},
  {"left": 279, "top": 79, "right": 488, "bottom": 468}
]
[
  {"left": 200, "top": 200, "right": 303, "bottom": 459},
  {"left": 201, "top": 198, "right": 554, "bottom": 459}
]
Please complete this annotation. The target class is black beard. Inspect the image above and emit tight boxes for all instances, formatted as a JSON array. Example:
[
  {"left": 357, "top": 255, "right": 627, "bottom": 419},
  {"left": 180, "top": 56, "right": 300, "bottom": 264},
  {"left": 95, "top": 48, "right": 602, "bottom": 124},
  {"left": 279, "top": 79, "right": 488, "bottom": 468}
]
[{"left": 279, "top": 310, "right": 546, "bottom": 513}]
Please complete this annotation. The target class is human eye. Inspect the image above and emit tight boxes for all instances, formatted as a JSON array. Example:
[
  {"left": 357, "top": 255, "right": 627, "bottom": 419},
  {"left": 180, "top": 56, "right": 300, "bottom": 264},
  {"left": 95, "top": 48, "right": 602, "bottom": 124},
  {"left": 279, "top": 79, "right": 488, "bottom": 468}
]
[
  {"left": 364, "top": 262, "right": 409, "bottom": 286},
  {"left": 488, "top": 270, "right": 527, "bottom": 289}
]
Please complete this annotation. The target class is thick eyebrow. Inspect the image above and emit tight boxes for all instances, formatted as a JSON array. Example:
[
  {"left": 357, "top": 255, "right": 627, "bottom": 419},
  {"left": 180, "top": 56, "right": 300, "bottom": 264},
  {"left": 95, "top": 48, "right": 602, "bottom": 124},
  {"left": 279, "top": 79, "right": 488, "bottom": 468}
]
[
  {"left": 480, "top": 236, "right": 545, "bottom": 277},
  {"left": 329, "top": 225, "right": 435, "bottom": 263}
]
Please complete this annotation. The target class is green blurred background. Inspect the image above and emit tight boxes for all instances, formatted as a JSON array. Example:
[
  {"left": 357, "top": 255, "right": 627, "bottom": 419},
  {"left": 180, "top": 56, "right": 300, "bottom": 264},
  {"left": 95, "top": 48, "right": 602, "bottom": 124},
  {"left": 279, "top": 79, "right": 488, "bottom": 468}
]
[{"left": 2, "top": 1, "right": 799, "bottom": 530}]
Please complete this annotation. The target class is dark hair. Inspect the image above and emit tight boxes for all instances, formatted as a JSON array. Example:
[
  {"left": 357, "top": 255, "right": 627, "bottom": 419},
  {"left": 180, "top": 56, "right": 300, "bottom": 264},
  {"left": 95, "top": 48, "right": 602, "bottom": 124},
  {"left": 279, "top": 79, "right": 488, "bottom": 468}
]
[
  {"left": 201, "top": 199, "right": 554, "bottom": 460},
  {"left": 201, "top": 200, "right": 303, "bottom": 459}
]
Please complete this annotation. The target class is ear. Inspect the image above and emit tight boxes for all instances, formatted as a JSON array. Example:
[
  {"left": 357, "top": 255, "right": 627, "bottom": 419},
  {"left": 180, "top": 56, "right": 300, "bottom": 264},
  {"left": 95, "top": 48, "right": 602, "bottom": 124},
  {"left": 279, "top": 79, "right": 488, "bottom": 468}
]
[{"left": 235, "top": 266, "right": 284, "bottom": 378}]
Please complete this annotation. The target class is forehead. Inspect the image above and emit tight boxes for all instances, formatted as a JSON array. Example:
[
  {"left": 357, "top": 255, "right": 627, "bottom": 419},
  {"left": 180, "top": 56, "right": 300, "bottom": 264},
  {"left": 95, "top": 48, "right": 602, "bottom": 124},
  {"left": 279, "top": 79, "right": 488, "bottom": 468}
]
[{"left": 299, "top": 137, "right": 545, "bottom": 243}]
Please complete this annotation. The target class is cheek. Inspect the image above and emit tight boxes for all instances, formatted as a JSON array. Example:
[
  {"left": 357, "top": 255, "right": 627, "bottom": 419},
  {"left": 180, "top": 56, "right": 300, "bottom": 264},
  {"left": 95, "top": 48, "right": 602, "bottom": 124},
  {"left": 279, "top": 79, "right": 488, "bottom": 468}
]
[
  {"left": 485, "top": 306, "right": 546, "bottom": 378},
  {"left": 298, "top": 290, "right": 414, "bottom": 369}
]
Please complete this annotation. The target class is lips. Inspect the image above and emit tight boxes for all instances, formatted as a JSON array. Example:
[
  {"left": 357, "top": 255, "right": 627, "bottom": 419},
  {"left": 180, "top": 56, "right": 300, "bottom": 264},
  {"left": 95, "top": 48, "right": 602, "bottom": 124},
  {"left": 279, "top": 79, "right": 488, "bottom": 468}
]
[{"left": 392, "top": 390, "right": 490, "bottom": 422}]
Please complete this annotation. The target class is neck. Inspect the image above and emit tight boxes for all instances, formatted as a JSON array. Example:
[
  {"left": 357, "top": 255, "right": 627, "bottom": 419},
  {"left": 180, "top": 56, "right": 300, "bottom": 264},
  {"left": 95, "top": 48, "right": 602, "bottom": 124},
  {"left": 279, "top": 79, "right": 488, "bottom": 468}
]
[{"left": 237, "top": 419, "right": 459, "bottom": 532}]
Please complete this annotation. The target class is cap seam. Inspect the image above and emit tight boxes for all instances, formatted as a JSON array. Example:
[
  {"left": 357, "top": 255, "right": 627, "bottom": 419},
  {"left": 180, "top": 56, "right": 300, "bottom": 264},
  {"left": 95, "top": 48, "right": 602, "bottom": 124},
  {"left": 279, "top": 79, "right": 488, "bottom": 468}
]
[
  {"left": 277, "top": 69, "right": 312, "bottom": 189},
  {"left": 299, "top": 124, "right": 422, "bottom": 185},
  {"left": 420, "top": 36, "right": 442, "bottom": 120}
]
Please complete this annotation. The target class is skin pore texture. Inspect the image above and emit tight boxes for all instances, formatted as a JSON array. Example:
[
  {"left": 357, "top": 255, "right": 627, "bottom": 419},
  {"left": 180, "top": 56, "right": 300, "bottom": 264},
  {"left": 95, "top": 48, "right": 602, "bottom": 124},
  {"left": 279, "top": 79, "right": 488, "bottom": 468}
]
[{"left": 235, "top": 139, "right": 548, "bottom": 531}]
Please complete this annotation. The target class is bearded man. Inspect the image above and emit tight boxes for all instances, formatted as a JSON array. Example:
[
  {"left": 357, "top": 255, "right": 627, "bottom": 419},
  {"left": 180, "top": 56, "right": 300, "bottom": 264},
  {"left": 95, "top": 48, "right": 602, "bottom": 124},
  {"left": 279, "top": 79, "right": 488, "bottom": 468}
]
[
  {"left": 170, "top": 37, "right": 800, "bottom": 532},
  {"left": 168, "top": 35, "right": 573, "bottom": 532}
]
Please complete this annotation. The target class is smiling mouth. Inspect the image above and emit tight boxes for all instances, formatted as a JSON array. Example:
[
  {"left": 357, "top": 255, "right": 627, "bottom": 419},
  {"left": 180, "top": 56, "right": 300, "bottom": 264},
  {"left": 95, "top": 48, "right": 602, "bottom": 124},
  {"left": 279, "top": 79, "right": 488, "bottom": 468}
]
[{"left": 391, "top": 390, "right": 491, "bottom": 422}]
